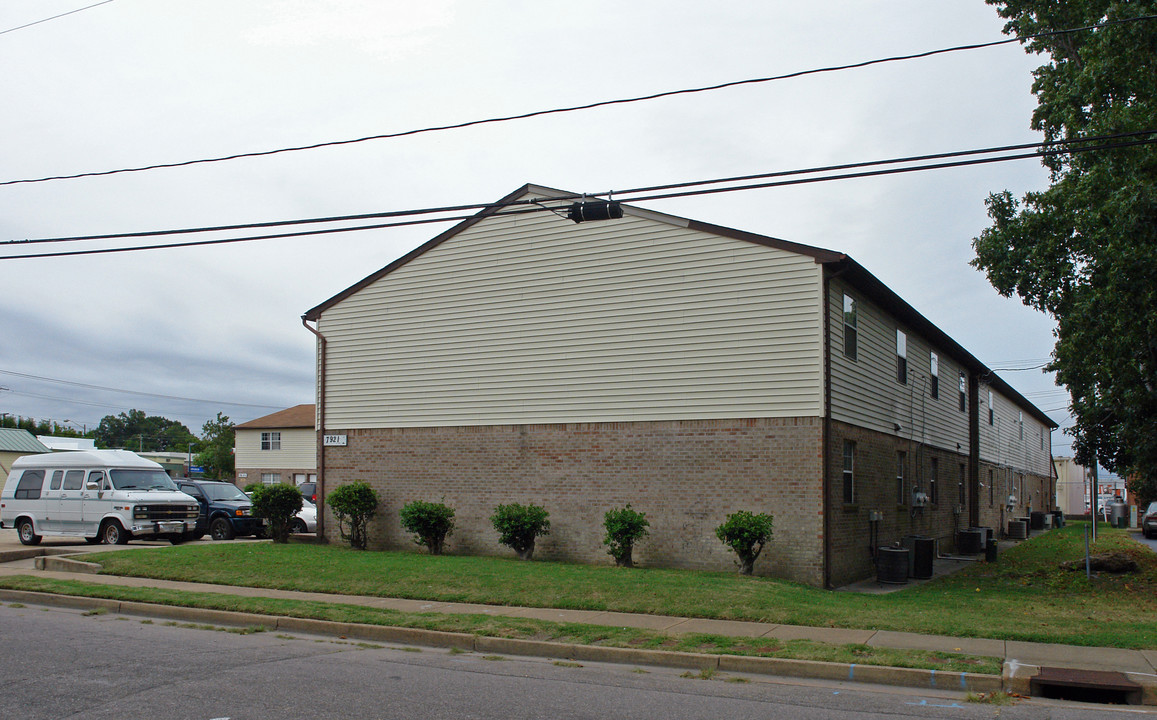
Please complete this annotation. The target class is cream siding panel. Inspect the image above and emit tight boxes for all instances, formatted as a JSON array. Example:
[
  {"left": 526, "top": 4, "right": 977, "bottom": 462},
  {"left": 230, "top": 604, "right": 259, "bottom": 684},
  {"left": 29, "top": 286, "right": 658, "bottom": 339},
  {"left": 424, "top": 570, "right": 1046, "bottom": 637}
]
[
  {"left": 828, "top": 279, "right": 970, "bottom": 452},
  {"left": 235, "top": 428, "right": 316, "bottom": 470},
  {"left": 318, "top": 210, "right": 825, "bottom": 427},
  {"left": 978, "top": 387, "right": 1051, "bottom": 476}
]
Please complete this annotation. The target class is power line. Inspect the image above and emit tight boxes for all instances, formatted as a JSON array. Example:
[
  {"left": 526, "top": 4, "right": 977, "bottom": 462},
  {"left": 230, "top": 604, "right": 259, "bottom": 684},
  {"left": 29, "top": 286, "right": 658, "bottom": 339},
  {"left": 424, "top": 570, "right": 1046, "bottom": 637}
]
[
  {"left": 0, "top": 369, "right": 286, "bottom": 409},
  {"left": 0, "top": 0, "right": 115, "bottom": 36},
  {"left": 2, "top": 14, "right": 1154, "bottom": 188},
  {"left": 3, "top": 131, "right": 1155, "bottom": 260}
]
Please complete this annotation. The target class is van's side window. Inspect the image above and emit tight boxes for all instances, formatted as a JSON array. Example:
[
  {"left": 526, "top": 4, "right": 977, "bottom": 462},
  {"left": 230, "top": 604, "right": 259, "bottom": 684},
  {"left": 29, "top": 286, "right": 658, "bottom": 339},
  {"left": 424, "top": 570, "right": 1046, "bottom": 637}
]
[
  {"left": 50, "top": 470, "right": 63, "bottom": 490},
  {"left": 63, "top": 470, "right": 84, "bottom": 491},
  {"left": 14, "top": 470, "right": 45, "bottom": 499},
  {"left": 87, "top": 471, "right": 106, "bottom": 490}
]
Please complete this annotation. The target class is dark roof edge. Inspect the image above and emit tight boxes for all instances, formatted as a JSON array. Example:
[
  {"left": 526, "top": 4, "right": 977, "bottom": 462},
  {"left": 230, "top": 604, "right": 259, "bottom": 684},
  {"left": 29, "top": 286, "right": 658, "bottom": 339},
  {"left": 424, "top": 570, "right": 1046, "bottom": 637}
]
[{"left": 827, "top": 258, "right": 1057, "bottom": 429}]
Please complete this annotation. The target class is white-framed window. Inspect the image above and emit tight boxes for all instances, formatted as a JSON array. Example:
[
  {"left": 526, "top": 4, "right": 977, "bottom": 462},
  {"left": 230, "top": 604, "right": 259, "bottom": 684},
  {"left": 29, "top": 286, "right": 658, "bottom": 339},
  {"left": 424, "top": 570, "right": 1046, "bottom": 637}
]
[
  {"left": 843, "top": 294, "right": 857, "bottom": 361},
  {"left": 842, "top": 441, "right": 855, "bottom": 504},
  {"left": 896, "top": 451, "right": 906, "bottom": 505},
  {"left": 930, "top": 352, "right": 939, "bottom": 399},
  {"left": 929, "top": 457, "right": 939, "bottom": 505},
  {"left": 1019, "top": 412, "right": 1024, "bottom": 441},
  {"left": 958, "top": 463, "right": 966, "bottom": 506},
  {"left": 896, "top": 330, "right": 907, "bottom": 385},
  {"left": 260, "top": 472, "right": 281, "bottom": 485},
  {"left": 958, "top": 372, "right": 967, "bottom": 412},
  {"left": 988, "top": 390, "right": 994, "bottom": 425},
  {"left": 261, "top": 431, "right": 281, "bottom": 451}
]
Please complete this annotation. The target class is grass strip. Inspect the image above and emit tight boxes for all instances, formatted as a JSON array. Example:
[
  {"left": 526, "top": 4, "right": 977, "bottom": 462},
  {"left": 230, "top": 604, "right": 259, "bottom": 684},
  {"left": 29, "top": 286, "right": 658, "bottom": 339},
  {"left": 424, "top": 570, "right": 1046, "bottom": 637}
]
[
  {"left": 0, "top": 574, "right": 1000, "bottom": 675},
  {"left": 76, "top": 523, "right": 1157, "bottom": 649}
]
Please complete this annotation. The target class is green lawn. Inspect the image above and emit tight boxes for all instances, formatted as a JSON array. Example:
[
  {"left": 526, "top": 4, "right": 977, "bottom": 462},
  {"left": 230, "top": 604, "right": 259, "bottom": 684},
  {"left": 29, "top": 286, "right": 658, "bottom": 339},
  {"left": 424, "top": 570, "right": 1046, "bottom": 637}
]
[{"left": 44, "top": 522, "right": 1157, "bottom": 648}]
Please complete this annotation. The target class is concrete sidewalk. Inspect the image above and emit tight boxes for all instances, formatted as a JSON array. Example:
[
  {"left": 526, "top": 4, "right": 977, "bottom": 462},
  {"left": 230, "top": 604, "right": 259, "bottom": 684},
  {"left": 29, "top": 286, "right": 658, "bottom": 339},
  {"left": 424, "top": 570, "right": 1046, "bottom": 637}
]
[{"left": 0, "top": 544, "right": 1154, "bottom": 704}]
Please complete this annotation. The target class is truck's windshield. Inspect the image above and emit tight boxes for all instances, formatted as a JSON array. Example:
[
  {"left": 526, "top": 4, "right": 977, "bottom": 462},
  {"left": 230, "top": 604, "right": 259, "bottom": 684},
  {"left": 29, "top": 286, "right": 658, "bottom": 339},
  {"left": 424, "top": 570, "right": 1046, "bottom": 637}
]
[{"left": 109, "top": 469, "right": 178, "bottom": 491}]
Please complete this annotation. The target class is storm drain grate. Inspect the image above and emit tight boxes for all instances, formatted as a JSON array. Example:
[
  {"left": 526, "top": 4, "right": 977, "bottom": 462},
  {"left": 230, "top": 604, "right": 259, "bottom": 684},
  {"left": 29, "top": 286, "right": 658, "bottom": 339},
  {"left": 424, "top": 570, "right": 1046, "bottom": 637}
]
[{"left": 1030, "top": 667, "right": 1142, "bottom": 705}]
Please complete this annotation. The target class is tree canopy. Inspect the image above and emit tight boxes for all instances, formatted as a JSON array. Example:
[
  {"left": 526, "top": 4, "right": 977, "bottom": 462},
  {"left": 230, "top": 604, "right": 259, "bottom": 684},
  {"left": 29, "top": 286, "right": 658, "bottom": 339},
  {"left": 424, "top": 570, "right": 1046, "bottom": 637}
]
[
  {"left": 971, "top": 1, "right": 1157, "bottom": 501},
  {"left": 196, "top": 412, "right": 235, "bottom": 480},
  {"left": 93, "top": 409, "right": 198, "bottom": 452}
]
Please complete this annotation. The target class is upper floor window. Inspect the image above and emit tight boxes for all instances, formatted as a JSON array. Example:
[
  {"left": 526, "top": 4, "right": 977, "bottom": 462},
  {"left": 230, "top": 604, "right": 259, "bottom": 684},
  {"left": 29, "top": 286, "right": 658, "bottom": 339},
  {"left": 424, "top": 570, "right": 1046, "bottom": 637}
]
[
  {"left": 843, "top": 294, "right": 857, "bottom": 361},
  {"left": 896, "top": 330, "right": 907, "bottom": 385},
  {"left": 930, "top": 352, "right": 939, "bottom": 399},
  {"left": 1019, "top": 412, "right": 1024, "bottom": 441},
  {"left": 958, "top": 372, "right": 967, "bottom": 412},
  {"left": 261, "top": 431, "right": 281, "bottom": 451},
  {"left": 988, "top": 390, "right": 994, "bottom": 425}
]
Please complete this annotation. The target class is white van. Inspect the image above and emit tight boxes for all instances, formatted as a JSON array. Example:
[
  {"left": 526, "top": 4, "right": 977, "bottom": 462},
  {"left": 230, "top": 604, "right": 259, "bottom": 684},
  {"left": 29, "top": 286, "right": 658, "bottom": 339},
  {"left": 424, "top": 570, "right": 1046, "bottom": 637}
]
[{"left": 0, "top": 450, "right": 200, "bottom": 545}]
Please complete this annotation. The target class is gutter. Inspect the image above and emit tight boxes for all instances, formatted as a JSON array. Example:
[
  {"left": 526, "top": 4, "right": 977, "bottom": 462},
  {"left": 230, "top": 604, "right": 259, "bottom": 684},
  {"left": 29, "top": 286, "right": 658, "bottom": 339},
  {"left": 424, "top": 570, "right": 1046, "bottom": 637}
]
[{"left": 301, "top": 316, "right": 327, "bottom": 536}]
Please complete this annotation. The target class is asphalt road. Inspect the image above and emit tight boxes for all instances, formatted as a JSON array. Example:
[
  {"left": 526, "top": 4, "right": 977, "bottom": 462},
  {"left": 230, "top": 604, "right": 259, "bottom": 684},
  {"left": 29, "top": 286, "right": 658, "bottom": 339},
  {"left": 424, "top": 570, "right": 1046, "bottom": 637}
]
[{"left": 1, "top": 602, "right": 1143, "bottom": 720}]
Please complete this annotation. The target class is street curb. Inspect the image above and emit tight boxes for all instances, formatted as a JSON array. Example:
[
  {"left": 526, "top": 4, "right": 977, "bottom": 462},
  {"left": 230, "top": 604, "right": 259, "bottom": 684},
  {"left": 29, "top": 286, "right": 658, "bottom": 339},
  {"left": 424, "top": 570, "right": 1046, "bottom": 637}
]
[{"left": 0, "top": 588, "right": 1001, "bottom": 694}]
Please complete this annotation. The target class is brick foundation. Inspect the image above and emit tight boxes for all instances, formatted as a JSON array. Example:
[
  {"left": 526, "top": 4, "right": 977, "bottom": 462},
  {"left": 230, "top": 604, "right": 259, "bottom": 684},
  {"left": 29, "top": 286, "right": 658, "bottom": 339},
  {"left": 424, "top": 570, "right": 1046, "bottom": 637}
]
[{"left": 320, "top": 417, "right": 826, "bottom": 586}]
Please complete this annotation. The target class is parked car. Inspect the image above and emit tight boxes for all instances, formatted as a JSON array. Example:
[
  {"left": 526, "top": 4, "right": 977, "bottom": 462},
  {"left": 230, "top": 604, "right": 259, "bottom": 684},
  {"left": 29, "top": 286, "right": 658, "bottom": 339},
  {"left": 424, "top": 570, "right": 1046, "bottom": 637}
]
[
  {"left": 291, "top": 500, "right": 317, "bottom": 534},
  {"left": 298, "top": 482, "right": 317, "bottom": 504},
  {"left": 1143, "top": 501, "right": 1157, "bottom": 539},
  {"left": 175, "top": 479, "right": 265, "bottom": 541}
]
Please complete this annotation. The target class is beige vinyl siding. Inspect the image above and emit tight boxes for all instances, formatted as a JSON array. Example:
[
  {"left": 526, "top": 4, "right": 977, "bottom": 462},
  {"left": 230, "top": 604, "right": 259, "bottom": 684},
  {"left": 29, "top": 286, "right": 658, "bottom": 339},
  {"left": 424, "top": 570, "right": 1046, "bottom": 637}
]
[
  {"left": 828, "top": 279, "right": 969, "bottom": 452},
  {"left": 978, "top": 387, "right": 1051, "bottom": 476},
  {"left": 234, "top": 428, "right": 316, "bottom": 470},
  {"left": 318, "top": 205, "right": 825, "bottom": 427}
]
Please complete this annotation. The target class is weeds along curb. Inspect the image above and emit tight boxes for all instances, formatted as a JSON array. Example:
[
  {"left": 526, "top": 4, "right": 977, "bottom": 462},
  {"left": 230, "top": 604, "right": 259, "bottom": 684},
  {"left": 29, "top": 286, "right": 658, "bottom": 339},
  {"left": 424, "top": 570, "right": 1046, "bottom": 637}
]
[{"left": 0, "top": 588, "right": 1002, "bottom": 694}]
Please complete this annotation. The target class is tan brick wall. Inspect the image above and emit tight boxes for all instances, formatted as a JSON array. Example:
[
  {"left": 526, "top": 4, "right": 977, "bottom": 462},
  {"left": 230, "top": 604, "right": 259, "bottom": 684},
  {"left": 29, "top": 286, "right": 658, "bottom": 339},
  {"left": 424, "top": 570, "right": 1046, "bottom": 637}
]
[
  {"left": 320, "top": 418, "right": 826, "bottom": 585},
  {"left": 975, "top": 461, "right": 1054, "bottom": 536},
  {"left": 234, "top": 467, "right": 314, "bottom": 488}
]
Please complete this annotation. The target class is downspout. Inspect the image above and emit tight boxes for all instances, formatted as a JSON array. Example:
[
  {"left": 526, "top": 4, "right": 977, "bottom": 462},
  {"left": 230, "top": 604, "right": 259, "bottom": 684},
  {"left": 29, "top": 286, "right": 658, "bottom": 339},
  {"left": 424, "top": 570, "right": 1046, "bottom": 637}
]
[
  {"left": 821, "top": 270, "right": 833, "bottom": 589},
  {"left": 301, "top": 315, "right": 327, "bottom": 537},
  {"left": 968, "top": 371, "right": 980, "bottom": 528}
]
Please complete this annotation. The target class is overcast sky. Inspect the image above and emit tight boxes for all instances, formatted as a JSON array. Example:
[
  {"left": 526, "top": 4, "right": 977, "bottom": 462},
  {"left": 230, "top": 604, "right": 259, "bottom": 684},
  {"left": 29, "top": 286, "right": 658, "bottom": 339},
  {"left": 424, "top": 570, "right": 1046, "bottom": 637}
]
[{"left": 0, "top": 1, "right": 1075, "bottom": 454}]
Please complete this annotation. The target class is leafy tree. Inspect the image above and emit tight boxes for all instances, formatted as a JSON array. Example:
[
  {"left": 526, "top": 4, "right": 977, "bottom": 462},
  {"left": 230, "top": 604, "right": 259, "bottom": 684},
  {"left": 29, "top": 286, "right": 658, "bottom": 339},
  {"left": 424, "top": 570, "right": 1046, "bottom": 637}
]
[
  {"left": 196, "top": 412, "right": 235, "bottom": 480},
  {"left": 250, "top": 483, "right": 303, "bottom": 544},
  {"left": 971, "top": 2, "right": 1157, "bottom": 483},
  {"left": 399, "top": 500, "right": 455, "bottom": 555},
  {"left": 603, "top": 504, "right": 649, "bottom": 568},
  {"left": 490, "top": 503, "right": 551, "bottom": 560},
  {"left": 92, "top": 409, "right": 197, "bottom": 452},
  {"left": 715, "top": 511, "right": 774, "bottom": 575},
  {"left": 328, "top": 481, "right": 379, "bottom": 550}
]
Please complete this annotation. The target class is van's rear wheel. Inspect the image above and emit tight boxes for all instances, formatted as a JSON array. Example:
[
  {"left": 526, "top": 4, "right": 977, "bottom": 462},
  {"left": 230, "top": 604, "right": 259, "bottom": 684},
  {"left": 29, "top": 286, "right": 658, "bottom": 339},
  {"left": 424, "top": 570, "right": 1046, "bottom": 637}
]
[
  {"left": 16, "top": 518, "right": 41, "bottom": 546},
  {"left": 101, "top": 520, "right": 129, "bottom": 545}
]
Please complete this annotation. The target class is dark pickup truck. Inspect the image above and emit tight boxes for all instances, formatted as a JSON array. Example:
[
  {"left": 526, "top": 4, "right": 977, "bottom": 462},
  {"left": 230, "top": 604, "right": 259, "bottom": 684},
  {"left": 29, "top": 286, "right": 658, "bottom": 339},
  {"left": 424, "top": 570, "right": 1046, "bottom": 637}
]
[{"left": 175, "top": 479, "right": 265, "bottom": 541}]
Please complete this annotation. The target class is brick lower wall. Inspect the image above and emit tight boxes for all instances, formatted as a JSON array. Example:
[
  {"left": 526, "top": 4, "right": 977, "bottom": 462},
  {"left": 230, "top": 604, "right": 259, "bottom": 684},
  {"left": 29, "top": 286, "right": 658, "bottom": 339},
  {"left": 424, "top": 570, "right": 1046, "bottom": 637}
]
[
  {"left": 320, "top": 417, "right": 826, "bottom": 586},
  {"left": 975, "top": 461, "right": 1054, "bottom": 536}
]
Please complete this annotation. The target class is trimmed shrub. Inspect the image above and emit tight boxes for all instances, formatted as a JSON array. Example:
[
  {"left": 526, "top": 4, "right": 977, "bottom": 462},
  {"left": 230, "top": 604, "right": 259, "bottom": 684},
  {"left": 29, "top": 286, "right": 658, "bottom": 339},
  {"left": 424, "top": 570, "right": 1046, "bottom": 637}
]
[
  {"left": 490, "top": 503, "right": 550, "bottom": 560},
  {"left": 400, "top": 500, "right": 455, "bottom": 555},
  {"left": 328, "top": 481, "right": 379, "bottom": 550},
  {"left": 243, "top": 482, "right": 264, "bottom": 497},
  {"left": 715, "top": 511, "right": 774, "bottom": 575},
  {"left": 250, "top": 483, "right": 302, "bottom": 544},
  {"left": 603, "top": 504, "right": 649, "bottom": 568}
]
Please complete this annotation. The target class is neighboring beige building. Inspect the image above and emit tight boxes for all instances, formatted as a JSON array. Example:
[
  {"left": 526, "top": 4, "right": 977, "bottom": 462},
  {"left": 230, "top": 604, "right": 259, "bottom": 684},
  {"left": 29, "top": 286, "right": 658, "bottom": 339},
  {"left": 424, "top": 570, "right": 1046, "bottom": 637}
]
[
  {"left": 0, "top": 429, "right": 50, "bottom": 476},
  {"left": 302, "top": 184, "right": 1055, "bottom": 588},
  {"left": 234, "top": 405, "right": 316, "bottom": 487}
]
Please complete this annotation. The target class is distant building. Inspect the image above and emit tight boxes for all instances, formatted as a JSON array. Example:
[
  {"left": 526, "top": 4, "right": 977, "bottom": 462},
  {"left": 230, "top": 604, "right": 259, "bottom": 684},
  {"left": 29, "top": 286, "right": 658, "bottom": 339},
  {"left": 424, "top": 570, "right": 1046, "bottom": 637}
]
[
  {"left": 1054, "top": 456, "right": 1126, "bottom": 516},
  {"left": 234, "top": 404, "right": 316, "bottom": 488},
  {"left": 0, "top": 429, "right": 51, "bottom": 476}
]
